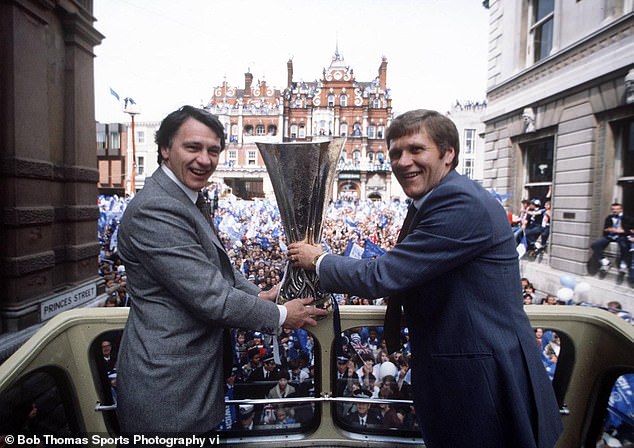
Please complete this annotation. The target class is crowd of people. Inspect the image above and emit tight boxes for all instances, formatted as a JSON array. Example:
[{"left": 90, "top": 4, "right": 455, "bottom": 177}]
[{"left": 97, "top": 189, "right": 631, "bottom": 432}]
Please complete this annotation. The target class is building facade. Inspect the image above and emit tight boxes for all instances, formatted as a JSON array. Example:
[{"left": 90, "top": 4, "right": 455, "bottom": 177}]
[
  {"left": 202, "top": 51, "right": 399, "bottom": 201},
  {"left": 0, "top": 0, "right": 104, "bottom": 350},
  {"left": 483, "top": 0, "right": 634, "bottom": 305},
  {"left": 284, "top": 51, "right": 396, "bottom": 201},
  {"left": 97, "top": 122, "right": 128, "bottom": 196},
  {"left": 447, "top": 101, "right": 488, "bottom": 184},
  {"left": 204, "top": 73, "right": 283, "bottom": 199}
]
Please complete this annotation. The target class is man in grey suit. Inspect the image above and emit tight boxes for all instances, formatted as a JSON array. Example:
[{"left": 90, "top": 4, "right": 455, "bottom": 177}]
[
  {"left": 116, "top": 106, "right": 326, "bottom": 434},
  {"left": 289, "top": 110, "right": 563, "bottom": 447}
]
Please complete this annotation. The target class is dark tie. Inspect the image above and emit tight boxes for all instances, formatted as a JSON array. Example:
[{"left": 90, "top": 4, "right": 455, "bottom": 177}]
[
  {"left": 384, "top": 204, "right": 417, "bottom": 354},
  {"left": 196, "top": 191, "right": 214, "bottom": 228},
  {"left": 196, "top": 191, "right": 234, "bottom": 379}
]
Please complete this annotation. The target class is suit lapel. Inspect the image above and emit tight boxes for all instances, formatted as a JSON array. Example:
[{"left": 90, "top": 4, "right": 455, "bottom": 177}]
[
  {"left": 151, "top": 168, "right": 234, "bottom": 278},
  {"left": 152, "top": 168, "right": 229, "bottom": 255}
]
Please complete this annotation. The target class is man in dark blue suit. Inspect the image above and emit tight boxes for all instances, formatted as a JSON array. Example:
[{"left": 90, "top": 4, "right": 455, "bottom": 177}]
[{"left": 289, "top": 110, "right": 563, "bottom": 447}]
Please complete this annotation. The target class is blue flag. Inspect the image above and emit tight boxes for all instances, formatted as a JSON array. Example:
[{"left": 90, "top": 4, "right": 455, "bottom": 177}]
[
  {"left": 362, "top": 239, "right": 386, "bottom": 258},
  {"left": 109, "top": 87, "right": 120, "bottom": 101},
  {"left": 607, "top": 374, "right": 634, "bottom": 429},
  {"left": 344, "top": 239, "right": 364, "bottom": 259}
]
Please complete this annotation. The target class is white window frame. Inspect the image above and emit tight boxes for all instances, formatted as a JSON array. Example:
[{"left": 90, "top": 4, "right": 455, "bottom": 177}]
[
  {"left": 527, "top": 0, "right": 555, "bottom": 64},
  {"left": 464, "top": 129, "right": 476, "bottom": 154}
]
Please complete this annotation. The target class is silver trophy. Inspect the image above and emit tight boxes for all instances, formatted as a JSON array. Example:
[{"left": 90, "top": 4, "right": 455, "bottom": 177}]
[{"left": 257, "top": 138, "right": 346, "bottom": 311}]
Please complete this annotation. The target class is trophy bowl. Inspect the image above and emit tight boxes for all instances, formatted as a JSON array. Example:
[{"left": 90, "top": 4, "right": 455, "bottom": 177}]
[{"left": 257, "top": 138, "right": 346, "bottom": 312}]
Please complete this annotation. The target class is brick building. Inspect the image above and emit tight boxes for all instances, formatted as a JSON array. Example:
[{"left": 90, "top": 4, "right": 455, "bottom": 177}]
[{"left": 204, "top": 50, "right": 399, "bottom": 201}]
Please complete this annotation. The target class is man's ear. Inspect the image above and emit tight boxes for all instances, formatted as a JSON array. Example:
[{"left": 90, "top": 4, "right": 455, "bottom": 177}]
[
  {"left": 444, "top": 147, "right": 456, "bottom": 166},
  {"left": 160, "top": 146, "right": 169, "bottom": 162}
]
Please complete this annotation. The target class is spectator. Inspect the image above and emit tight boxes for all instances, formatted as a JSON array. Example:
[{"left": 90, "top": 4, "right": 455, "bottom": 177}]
[
  {"left": 266, "top": 371, "right": 296, "bottom": 399},
  {"left": 248, "top": 352, "right": 281, "bottom": 382},
  {"left": 343, "top": 389, "right": 382, "bottom": 427},
  {"left": 589, "top": 203, "right": 632, "bottom": 275},
  {"left": 232, "top": 405, "right": 255, "bottom": 430},
  {"left": 543, "top": 332, "right": 561, "bottom": 362}
]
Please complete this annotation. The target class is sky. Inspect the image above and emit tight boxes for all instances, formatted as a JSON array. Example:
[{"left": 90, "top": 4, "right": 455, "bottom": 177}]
[{"left": 93, "top": 0, "right": 490, "bottom": 124}]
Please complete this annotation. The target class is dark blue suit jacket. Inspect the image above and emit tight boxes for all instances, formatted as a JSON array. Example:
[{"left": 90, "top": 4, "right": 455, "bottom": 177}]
[{"left": 319, "top": 170, "right": 562, "bottom": 447}]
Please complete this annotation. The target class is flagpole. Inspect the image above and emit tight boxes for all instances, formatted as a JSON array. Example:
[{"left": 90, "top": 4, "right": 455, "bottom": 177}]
[
  {"left": 128, "top": 111, "right": 138, "bottom": 195},
  {"left": 124, "top": 106, "right": 139, "bottom": 196}
]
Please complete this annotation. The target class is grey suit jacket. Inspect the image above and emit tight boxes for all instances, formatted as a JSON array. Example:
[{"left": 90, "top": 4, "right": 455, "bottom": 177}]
[
  {"left": 319, "top": 170, "right": 562, "bottom": 447},
  {"left": 116, "top": 167, "right": 279, "bottom": 433}
]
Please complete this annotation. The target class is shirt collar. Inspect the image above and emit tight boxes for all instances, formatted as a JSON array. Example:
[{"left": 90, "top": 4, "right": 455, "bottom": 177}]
[
  {"left": 161, "top": 164, "right": 198, "bottom": 204},
  {"left": 411, "top": 187, "right": 435, "bottom": 211}
]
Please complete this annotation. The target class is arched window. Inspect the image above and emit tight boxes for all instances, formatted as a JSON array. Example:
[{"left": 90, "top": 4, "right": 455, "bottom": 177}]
[
  {"left": 340, "top": 94, "right": 347, "bottom": 107},
  {"left": 244, "top": 125, "right": 254, "bottom": 136},
  {"left": 267, "top": 125, "right": 277, "bottom": 136},
  {"left": 339, "top": 123, "right": 348, "bottom": 136},
  {"left": 328, "top": 95, "right": 335, "bottom": 107},
  {"left": 256, "top": 125, "right": 265, "bottom": 136},
  {"left": 299, "top": 125, "right": 306, "bottom": 138},
  {"left": 290, "top": 124, "right": 298, "bottom": 138}
]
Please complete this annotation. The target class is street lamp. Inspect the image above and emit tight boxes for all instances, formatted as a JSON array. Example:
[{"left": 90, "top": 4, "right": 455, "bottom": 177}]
[{"left": 123, "top": 98, "right": 139, "bottom": 196}]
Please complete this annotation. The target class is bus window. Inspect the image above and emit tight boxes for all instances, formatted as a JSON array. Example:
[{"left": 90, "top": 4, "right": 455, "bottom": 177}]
[
  {"left": 218, "top": 327, "right": 320, "bottom": 435},
  {"left": 599, "top": 373, "right": 634, "bottom": 447},
  {"left": 333, "top": 326, "right": 420, "bottom": 435},
  {"left": 90, "top": 330, "right": 123, "bottom": 434},
  {"left": 534, "top": 327, "right": 562, "bottom": 381},
  {"left": 0, "top": 368, "right": 81, "bottom": 436}
]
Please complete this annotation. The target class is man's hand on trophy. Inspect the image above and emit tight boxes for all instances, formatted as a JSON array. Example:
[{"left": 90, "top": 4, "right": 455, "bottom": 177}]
[
  {"left": 288, "top": 241, "right": 324, "bottom": 271},
  {"left": 257, "top": 283, "right": 280, "bottom": 302},
  {"left": 283, "top": 297, "right": 329, "bottom": 329}
]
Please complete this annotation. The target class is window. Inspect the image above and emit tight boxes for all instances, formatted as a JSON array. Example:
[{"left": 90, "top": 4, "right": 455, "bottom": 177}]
[
  {"left": 340, "top": 123, "right": 348, "bottom": 136},
  {"left": 377, "top": 126, "right": 384, "bottom": 139},
  {"left": 373, "top": 98, "right": 381, "bottom": 108},
  {"left": 368, "top": 126, "right": 376, "bottom": 139},
  {"left": 601, "top": 374, "right": 634, "bottom": 447},
  {"left": 529, "top": 0, "right": 554, "bottom": 63},
  {"left": 615, "top": 118, "right": 634, "bottom": 213},
  {"left": 317, "top": 120, "right": 327, "bottom": 136},
  {"left": 267, "top": 125, "right": 277, "bottom": 136},
  {"left": 137, "top": 156, "right": 145, "bottom": 175},
  {"left": 523, "top": 138, "right": 553, "bottom": 201},
  {"left": 463, "top": 158, "right": 474, "bottom": 179},
  {"left": 91, "top": 330, "right": 123, "bottom": 432},
  {"left": 244, "top": 125, "right": 254, "bottom": 136},
  {"left": 228, "top": 150, "right": 237, "bottom": 166},
  {"left": 110, "top": 132, "right": 120, "bottom": 150},
  {"left": 328, "top": 95, "right": 335, "bottom": 107},
  {"left": 136, "top": 130, "right": 145, "bottom": 144},
  {"left": 256, "top": 125, "right": 265, "bottom": 136},
  {"left": 295, "top": 97, "right": 303, "bottom": 108},
  {"left": 340, "top": 95, "right": 347, "bottom": 107},
  {"left": 464, "top": 129, "right": 476, "bottom": 154},
  {"left": 231, "top": 124, "right": 239, "bottom": 139},
  {"left": 353, "top": 123, "right": 362, "bottom": 137},
  {"left": 290, "top": 124, "right": 298, "bottom": 139},
  {"left": 97, "top": 124, "right": 106, "bottom": 154},
  {"left": 248, "top": 151, "right": 257, "bottom": 165},
  {"left": 299, "top": 125, "right": 306, "bottom": 139},
  {"left": 333, "top": 326, "right": 419, "bottom": 436},
  {"left": 216, "top": 328, "right": 320, "bottom": 435},
  {"left": 0, "top": 368, "right": 81, "bottom": 436}
]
